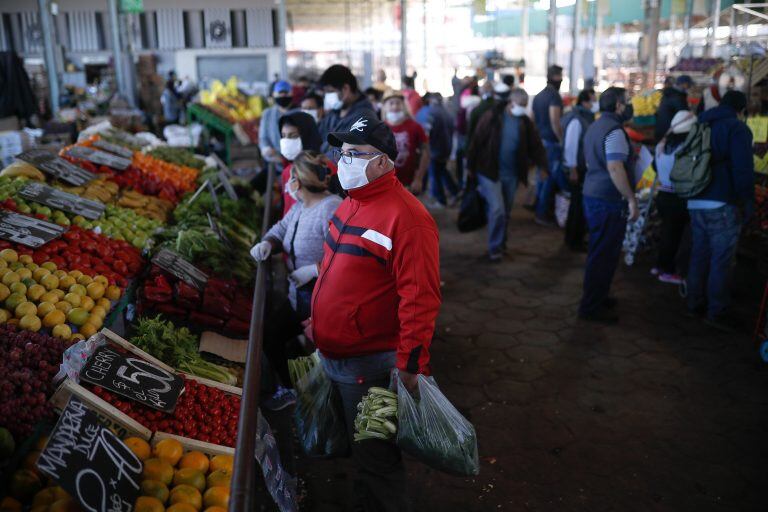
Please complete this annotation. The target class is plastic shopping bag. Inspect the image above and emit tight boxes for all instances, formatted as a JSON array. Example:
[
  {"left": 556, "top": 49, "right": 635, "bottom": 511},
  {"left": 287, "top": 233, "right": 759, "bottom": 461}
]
[
  {"left": 395, "top": 370, "right": 480, "bottom": 476},
  {"left": 293, "top": 363, "right": 349, "bottom": 458}
]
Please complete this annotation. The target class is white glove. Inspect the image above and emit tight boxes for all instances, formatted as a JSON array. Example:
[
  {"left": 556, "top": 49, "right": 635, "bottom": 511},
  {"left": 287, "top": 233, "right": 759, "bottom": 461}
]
[
  {"left": 289, "top": 264, "right": 319, "bottom": 287},
  {"left": 250, "top": 241, "right": 272, "bottom": 261}
]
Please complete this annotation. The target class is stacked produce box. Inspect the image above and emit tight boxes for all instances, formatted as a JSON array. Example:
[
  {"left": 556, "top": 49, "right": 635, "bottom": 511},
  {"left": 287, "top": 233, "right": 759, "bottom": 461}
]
[{"left": 0, "top": 127, "right": 265, "bottom": 512}]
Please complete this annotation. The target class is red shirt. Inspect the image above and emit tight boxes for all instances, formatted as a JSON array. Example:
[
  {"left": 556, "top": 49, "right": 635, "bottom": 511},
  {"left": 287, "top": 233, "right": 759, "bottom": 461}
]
[
  {"left": 310, "top": 172, "right": 441, "bottom": 374},
  {"left": 403, "top": 89, "right": 422, "bottom": 116},
  {"left": 387, "top": 118, "right": 428, "bottom": 186}
]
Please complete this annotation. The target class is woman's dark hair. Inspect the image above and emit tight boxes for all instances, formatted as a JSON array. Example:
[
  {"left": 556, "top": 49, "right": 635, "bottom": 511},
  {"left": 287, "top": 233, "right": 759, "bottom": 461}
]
[
  {"left": 292, "top": 150, "right": 331, "bottom": 193},
  {"left": 720, "top": 90, "right": 747, "bottom": 113},
  {"left": 599, "top": 87, "right": 627, "bottom": 113},
  {"left": 279, "top": 111, "right": 322, "bottom": 152},
  {"left": 319, "top": 64, "right": 359, "bottom": 93}
]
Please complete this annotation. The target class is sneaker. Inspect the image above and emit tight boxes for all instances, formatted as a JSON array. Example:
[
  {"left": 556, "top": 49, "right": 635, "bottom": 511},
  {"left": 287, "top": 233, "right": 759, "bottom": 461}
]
[
  {"left": 489, "top": 252, "right": 503, "bottom": 263},
  {"left": 704, "top": 315, "right": 740, "bottom": 334},
  {"left": 263, "top": 387, "right": 297, "bottom": 411},
  {"left": 578, "top": 308, "right": 619, "bottom": 324},
  {"left": 534, "top": 215, "right": 556, "bottom": 227},
  {"left": 650, "top": 267, "right": 660, "bottom": 276},
  {"left": 658, "top": 273, "right": 684, "bottom": 285}
]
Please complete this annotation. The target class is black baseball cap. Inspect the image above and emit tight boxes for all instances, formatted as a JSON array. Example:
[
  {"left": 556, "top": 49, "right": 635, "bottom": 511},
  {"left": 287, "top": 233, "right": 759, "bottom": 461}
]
[{"left": 327, "top": 111, "right": 398, "bottom": 161}]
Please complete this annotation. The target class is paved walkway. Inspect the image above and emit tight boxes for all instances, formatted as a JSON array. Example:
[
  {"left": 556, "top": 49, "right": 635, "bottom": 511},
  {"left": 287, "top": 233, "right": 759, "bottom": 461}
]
[{"left": 297, "top": 203, "right": 768, "bottom": 512}]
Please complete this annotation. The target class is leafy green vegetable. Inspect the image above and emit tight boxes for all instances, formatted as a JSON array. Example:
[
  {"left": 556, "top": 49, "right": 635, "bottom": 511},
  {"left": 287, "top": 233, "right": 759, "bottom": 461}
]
[
  {"left": 148, "top": 147, "right": 206, "bottom": 170},
  {"left": 132, "top": 315, "right": 237, "bottom": 386}
]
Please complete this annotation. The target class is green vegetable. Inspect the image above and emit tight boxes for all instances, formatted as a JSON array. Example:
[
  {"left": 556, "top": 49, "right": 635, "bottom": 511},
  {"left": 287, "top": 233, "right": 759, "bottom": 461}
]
[
  {"left": 288, "top": 352, "right": 320, "bottom": 388},
  {"left": 354, "top": 388, "right": 399, "bottom": 442},
  {"left": 132, "top": 315, "right": 237, "bottom": 386},
  {"left": 148, "top": 147, "right": 207, "bottom": 171}
]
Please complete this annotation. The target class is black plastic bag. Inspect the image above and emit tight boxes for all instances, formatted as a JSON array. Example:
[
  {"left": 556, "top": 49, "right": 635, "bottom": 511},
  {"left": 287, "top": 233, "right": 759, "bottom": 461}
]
[
  {"left": 457, "top": 177, "right": 486, "bottom": 233},
  {"left": 293, "top": 363, "right": 349, "bottom": 458},
  {"left": 395, "top": 371, "right": 480, "bottom": 476}
]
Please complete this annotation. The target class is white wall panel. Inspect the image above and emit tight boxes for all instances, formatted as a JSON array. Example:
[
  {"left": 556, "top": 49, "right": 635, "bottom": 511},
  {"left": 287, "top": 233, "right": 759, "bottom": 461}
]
[
  {"left": 21, "top": 11, "right": 42, "bottom": 54},
  {"left": 156, "top": 8, "right": 184, "bottom": 50},
  {"left": 246, "top": 8, "right": 273, "bottom": 48},
  {"left": 204, "top": 8, "right": 232, "bottom": 49}
]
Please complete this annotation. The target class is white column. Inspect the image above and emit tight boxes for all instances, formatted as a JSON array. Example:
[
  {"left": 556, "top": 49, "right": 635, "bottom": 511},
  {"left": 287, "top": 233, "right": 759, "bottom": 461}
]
[
  {"left": 278, "top": 0, "right": 288, "bottom": 79},
  {"left": 38, "top": 0, "right": 59, "bottom": 115},
  {"left": 569, "top": 0, "right": 582, "bottom": 93},
  {"left": 400, "top": 0, "right": 407, "bottom": 81}
]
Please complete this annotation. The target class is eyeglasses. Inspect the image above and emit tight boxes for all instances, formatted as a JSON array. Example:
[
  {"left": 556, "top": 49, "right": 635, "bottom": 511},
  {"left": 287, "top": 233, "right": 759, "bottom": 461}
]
[{"left": 334, "top": 149, "right": 383, "bottom": 165}]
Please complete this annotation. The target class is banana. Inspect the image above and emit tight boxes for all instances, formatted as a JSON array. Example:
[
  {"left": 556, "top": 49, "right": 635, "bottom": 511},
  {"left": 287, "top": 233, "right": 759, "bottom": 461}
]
[{"left": 0, "top": 162, "right": 45, "bottom": 181}]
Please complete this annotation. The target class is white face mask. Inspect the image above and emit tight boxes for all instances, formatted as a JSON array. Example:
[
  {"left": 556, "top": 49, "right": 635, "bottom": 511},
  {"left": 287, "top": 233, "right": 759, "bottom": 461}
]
[
  {"left": 385, "top": 111, "right": 405, "bottom": 124},
  {"left": 285, "top": 179, "right": 301, "bottom": 202},
  {"left": 279, "top": 137, "right": 302, "bottom": 161},
  {"left": 590, "top": 102, "right": 600, "bottom": 114},
  {"left": 337, "top": 155, "right": 373, "bottom": 190},
  {"left": 324, "top": 91, "right": 342, "bottom": 111},
  {"left": 511, "top": 105, "right": 527, "bottom": 117},
  {"left": 302, "top": 109, "right": 319, "bottom": 122}
]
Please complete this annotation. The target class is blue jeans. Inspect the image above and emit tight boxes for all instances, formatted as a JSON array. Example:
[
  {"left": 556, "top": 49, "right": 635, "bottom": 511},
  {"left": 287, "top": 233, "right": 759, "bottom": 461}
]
[
  {"left": 430, "top": 158, "right": 459, "bottom": 204},
  {"left": 687, "top": 205, "right": 742, "bottom": 318},
  {"left": 579, "top": 196, "right": 627, "bottom": 316},
  {"left": 455, "top": 134, "right": 466, "bottom": 188},
  {"left": 536, "top": 141, "right": 569, "bottom": 218},
  {"left": 477, "top": 173, "right": 518, "bottom": 256}
]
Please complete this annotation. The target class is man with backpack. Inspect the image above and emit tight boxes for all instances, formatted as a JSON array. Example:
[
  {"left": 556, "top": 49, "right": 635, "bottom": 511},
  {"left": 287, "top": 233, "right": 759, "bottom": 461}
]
[{"left": 682, "top": 90, "right": 755, "bottom": 331}]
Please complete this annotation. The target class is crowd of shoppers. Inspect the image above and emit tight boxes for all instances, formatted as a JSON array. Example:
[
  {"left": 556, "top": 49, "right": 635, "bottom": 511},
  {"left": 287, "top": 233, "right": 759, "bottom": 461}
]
[{"left": 250, "top": 62, "right": 756, "bottom": 510}]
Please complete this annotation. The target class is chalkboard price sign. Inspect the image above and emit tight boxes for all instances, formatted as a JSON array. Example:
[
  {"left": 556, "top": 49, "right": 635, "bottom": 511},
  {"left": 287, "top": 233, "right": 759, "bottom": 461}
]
[
  {"left": 80, "top": 345, "right": 184, "bottom": 413},
  {"left": 37, "top": 396, "right": 142, "bottom": 512},
  {"left": 92, "top": 139, "right": 135, "bottom": 159},
  {"left": 151, "top": 248, "right": 209, "bottom": 291},
  {"left": 0, "top": 210, "right": 67, "bottom": 247},
  {"left": 66, "top": 146, "right": 132, "bottom": 171},
  {"left": 16, "top": 149, "right": 96, "bottom": 186},
  {"left": 19, "top": 182, "right": 105, "bottom": 220}
]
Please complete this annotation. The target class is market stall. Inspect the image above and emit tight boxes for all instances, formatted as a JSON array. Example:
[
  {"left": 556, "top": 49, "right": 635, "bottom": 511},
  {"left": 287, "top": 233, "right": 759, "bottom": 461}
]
[{"left": 0, "top": 126, "right": 296, "bottom": 511}]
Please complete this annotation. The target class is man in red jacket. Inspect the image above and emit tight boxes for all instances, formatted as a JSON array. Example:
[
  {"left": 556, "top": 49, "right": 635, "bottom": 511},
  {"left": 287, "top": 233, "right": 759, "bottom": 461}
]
[{"left": 310, "top": 111, "right": 441, "bottom": 511}]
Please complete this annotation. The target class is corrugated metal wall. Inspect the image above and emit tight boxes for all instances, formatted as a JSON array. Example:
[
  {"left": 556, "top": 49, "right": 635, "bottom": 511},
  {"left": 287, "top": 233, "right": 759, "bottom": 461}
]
[
  {"left": 204, "top": 8, "right": 232, "bottom": 48},
  {"left": 246, "top": 8, "right": 273, "bottom": 48},
  {"left": 0, "top": 15, "right": 7, "bottom": 51},
  {"left": 20, "top": 11, "right": 42, "bottom": 54},
  {"left": 156, "top": 8, "right": 184, "bottom": 50},
  {"left": 67, "top": 11, "right": 99, "bottom": 52}
]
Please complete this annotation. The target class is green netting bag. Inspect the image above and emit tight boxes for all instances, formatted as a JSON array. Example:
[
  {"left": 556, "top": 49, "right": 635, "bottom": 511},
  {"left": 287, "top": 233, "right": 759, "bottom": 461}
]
[
  {"left": 395, "top": 370, "right": 480, "bottom": 476},
  {"left": 293, "top": 363, "right": 349, "bottom": 458}
]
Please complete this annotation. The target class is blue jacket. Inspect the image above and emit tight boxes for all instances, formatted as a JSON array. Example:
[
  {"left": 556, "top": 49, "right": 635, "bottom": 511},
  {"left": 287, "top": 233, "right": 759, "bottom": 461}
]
[
  {"left": 415, "top": 103, "right": 454, "bottom": 161},
  {"left": 695, "top": 105, "right": 754, "bottom": 205}
]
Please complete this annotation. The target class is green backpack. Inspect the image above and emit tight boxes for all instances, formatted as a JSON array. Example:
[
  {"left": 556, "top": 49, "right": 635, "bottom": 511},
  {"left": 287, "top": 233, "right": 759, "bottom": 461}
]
[{"left": 669, "top": 122, "right": 712, "bottom": 198}]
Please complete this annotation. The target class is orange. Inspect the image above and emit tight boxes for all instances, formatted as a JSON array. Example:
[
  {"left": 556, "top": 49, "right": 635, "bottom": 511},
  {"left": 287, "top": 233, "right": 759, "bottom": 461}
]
[
  {"left": 173, "top": 468, "right": 206, "bottom": 492},
  {"left": 141, "top": 480, "right": 169, "bottom": 504},
  {"left": 208, "top": 455, "right": 233, "bottom": 473},
  {"left": 34, "top": 436, "right": 49, "bottom": 451},
  {"left": 31, "top": 488, "right": 57, "bottom": 507},
  {"left": 134, "top": 496, "right": 165, "bottom": 512},
  {"left": 169, "top": 484, "right": 202, "bottom": 510},
  {"left": 153, "top": 439, "right": 183, "bottom": 466},
  {"left": 21, "top": 450, "right": 41, "bottom": 477},
  {"left": 142, "top": 458, "right": 174, "bottom": 485},
  {"left": 1, "top": 496, "right": 22, "bottom": 512},
  {"left": 124, "top": 437, "right": 151, "bottom": 461},
  {"left": 167, "top": 505, "right": 198, "bottom": 512},
  {"left": 204, "top": 508, "right": 227, "bottom": 512},
  {"left": 205, "top": 469, "right": 231, "bottom": 490},
  {"left": 203, "top": 487, "right": 229, "bottom": 509},
  {"left": 178, "top": 451, "right": 210, "bottom": 474},
  {"left": 9, "top": 469, "right": 42, "bottom": 501},
  {"left": 49, "top": 498, "right": 79, "bottom": 512}
]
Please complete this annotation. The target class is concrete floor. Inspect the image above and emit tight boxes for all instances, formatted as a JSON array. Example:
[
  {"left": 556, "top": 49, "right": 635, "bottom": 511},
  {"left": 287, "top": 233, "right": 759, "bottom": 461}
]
[{"left": 296, "top": 203, "right": 768, "bottom": 512}]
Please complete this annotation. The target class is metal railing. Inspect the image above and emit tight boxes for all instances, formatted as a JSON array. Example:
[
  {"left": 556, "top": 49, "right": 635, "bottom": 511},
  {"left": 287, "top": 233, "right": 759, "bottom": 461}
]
[{"left": 229, "top": 166, "right": 275, "bottom": 512}]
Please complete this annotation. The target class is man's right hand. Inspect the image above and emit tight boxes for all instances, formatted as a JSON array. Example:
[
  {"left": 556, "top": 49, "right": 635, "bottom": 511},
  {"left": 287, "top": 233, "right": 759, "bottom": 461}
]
[
  {"left": 628, "top": 198, "right": 640, "bottom": 222},
  {"left": 568, "top": 167, "right": 579, "bottom": 185}
]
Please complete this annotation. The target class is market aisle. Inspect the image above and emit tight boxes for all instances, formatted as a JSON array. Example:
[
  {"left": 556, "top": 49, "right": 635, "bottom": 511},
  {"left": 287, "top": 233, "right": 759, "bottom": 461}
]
[{"left": 297, "top": 204, "right": 768, "bottom": 512}]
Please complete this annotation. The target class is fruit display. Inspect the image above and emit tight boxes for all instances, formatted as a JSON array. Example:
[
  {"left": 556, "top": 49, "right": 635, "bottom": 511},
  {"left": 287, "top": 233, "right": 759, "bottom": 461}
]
[
  {"left": 631, "top": 89, "right": 662, "bottom": 117},
  {"left": 139, "top": 266, "right": 252, "bottom": 336},
  {"left": 130, "top": 316, "right": 239, "bottom": 386},
  {"left": 117, "top": 190, "right": 175, "bottom": 223},
  {"left": 0, "top": 227, "right": 144, "bottom": 286},
  {"left": 0, "top": 248, "right": 121, "bottom": 341},
  {"left": 147, "top": 148, "right": 207, "bottom": 172},
  {"left": 0, "top": 161, "right": 45, "bottom": 181},
  {"left": 126, "top": 437, "right": 232, "bottom": 512},
  {"left": 0, "top": 324, "right": 66, "bottom": 437},
  {"left": 198, "top": 77, "right": 264, "bottom": 123},
  {"left": 88, "top": 377, "right": 241, "bottom": 447},
  {"left": 58, "top": 175, "right": 119, "bottom": 203},
  {"left": 132, "top": 153, "right": 199, "bottom": 203}
]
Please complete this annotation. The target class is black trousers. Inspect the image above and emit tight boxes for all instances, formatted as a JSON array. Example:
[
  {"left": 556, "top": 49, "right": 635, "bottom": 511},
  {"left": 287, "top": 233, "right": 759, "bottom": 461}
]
[
  {"left": 565, "top": 184, "right": 587, "bottom": 248},
  {"left": 655, "top": 191, "right": 689, "bottom": 274}
]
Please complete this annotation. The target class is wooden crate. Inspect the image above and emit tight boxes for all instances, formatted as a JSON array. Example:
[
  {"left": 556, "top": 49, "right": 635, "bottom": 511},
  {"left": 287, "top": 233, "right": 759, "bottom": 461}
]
[
  {"left": 152, "top": 431, "right": 234, "bottom": 457},
  {"left": 49, "top": 379, "right": 152, "bottom": 441}
]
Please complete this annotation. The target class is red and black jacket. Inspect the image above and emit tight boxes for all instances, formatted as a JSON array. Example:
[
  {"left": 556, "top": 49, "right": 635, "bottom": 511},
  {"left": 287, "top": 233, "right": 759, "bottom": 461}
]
[{"left": 311, "top": 171, "right": 441, "bottom": 374}]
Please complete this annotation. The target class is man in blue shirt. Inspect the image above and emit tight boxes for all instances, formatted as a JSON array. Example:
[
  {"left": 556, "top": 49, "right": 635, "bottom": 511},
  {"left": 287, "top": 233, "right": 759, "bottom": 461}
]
[
  {"left": 687, "top": 90, "right": 754, "bottom": 331},
  {"left": 532, "top": 65, "right": 567, "bottom": 225},
  {"left": 578, "top": 87, "right": 639, "bottom": 323},
  {"left": 259, "top": 80, "right": 294, "bottom": 164},
  {"left": 416, "top": 92, "right": 456, "bottom": 203}
]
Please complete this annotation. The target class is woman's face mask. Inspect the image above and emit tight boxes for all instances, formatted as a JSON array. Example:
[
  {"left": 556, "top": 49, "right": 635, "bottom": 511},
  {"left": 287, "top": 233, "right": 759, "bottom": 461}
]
[
  {"left": 590, "top": 101, "right": 600, "bottom": 114},
  {"left": 302, "top": 109, "right": 319, "bottom": 121},
  {"left": 385, "top": 110, "right": 406, "bottom": 124},
  {"left": 285, "top": 177, "right": 301, "bottom": 202},
  {"left": 280, "top": 137, "right": 302, "bottom": 161}
]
